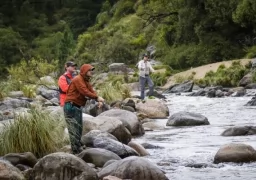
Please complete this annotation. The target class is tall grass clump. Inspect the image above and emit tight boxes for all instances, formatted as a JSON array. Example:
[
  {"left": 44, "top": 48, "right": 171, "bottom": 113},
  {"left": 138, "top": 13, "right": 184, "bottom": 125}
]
[
  {"left": 99, "top": 81, "right": 131, "bottom": 104},
  {"left": 0, "top": 108, "right": 66, "bottom": 157}
]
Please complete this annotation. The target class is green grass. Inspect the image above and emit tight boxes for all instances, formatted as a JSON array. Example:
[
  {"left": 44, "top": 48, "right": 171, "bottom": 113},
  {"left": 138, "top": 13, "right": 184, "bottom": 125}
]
[
  {"left": 196, "top": 61, "right": 250, "bottom": 87},
  {"left": 99, "top": 81, "right": 131, "bottom": 104},
  {"left": 0, "top": 108, "right": 67, "bottom": 157}
]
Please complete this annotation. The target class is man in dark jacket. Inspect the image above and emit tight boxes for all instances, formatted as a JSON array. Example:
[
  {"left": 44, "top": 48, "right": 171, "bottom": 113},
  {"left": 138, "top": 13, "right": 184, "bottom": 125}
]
[{"left": 64, "top": 64, "right": 104, "bottom": 154}]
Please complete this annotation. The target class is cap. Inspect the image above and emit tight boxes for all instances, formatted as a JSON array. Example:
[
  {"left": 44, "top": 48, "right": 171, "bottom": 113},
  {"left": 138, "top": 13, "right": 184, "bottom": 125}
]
[
  {"left": 66, "top": 61, "right": 77, "bottom": 67},
  {"left": 143, "top": 53, "right": 149, "bottom": 57}
]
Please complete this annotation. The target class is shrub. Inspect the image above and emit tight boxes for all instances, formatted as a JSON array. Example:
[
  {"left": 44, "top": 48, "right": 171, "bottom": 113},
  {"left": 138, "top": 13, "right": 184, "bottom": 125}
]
[
  {"left": 197, "top": 61, "right": 249, "bottom": 87},
  {"left": 151, "top": 72, "right": 169, "bottom": 86},
  {"left": 0, "top": 108, "right": 66, "bottom": 157},
  {"left": 7, "top": 58, "right": 58, "bottom": 85},
  {"left": 245, "top": 46, "right": 256, "bottom": 58},
  {"left": 99, "top": 81, "right": 131, "bottom": 104},
  {"left": 21, "top": 85, "right": 37, "bottom": 98}
]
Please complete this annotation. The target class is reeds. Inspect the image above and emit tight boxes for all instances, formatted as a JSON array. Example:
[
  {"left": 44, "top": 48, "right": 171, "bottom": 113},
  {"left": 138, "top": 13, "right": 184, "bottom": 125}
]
[{"left": 0, "top": 108, "right": 66, "bottom": 157}]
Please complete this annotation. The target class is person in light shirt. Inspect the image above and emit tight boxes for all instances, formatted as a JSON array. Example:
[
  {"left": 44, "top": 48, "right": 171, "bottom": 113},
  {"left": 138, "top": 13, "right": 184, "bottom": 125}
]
[{"left": 137, "top": 54, "right": 155, "bottom": 100}]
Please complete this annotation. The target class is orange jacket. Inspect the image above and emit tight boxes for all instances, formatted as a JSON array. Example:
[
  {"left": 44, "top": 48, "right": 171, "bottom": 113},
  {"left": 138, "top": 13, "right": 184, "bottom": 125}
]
[
  {"left": 58, "top": 72, "right": 73, "bottom": 106},
  {"left": 65, "top": 64, "right": 98, "bottom": 106}
]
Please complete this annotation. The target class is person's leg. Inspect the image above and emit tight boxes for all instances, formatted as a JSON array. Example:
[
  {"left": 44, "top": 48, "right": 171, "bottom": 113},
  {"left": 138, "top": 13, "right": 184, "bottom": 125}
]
[
  {"left": 139, "top": 76, "right": 146, "bottom": 100},
  {"left": 147, "top": 76, "right": 154, "bottom": 96},
  {"left": 64, "top": 102, "right": 81, "bottom": 154},
  {"left": 74, "top": 107, "right": 83, "bottom": 149}
]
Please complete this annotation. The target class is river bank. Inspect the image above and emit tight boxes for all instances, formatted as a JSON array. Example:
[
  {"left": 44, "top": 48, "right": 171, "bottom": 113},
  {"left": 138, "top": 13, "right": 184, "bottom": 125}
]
[{"left": 163, "top": 59, "right": 252, "bottom": 89}]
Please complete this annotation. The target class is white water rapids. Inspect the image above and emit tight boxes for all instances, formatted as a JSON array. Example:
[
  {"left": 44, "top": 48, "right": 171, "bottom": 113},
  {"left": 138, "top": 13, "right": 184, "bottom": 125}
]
[{"left": 135, "top": 93, "right": 256, "bottom": 180}]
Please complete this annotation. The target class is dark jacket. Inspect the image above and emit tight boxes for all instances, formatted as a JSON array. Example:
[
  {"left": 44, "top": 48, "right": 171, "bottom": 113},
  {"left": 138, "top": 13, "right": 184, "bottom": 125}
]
[{"left": 65, "top": 64, "right": 98, "bottom": 106}]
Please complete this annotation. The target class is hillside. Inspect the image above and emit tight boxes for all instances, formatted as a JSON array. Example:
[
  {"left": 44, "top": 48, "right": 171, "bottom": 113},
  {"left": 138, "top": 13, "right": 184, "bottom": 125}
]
[{"left": 162, "top": 59, "right": 252, "bottom": 89}]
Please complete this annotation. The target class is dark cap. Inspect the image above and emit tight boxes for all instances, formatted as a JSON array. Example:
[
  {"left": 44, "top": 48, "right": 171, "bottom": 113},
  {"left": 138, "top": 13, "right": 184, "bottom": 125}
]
[
  {"left": 66, "top": 61, "right": 77, "bottom": 67},
  {"left": 142, "top": 53, "right": 149, "bottom": 57}
]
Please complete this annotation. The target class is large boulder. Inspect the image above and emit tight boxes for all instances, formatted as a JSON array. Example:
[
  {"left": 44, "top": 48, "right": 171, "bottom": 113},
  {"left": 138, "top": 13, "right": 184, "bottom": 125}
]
[
  {"left": 78, "top": 148, "right": 121, "bottom": 167},
  {"left": 81, "top": 130, "right": 118, "bottom": 147},
  {"left": 136, "top": 99, "right": 169, "bottom": 119},
  {"left": 0, "top": 97, "right": 30, "bottom": 111},
  {"left": 166, "top": 111, "right": 209, "bottom": 126},
  {"left": 221, "top": 126, "right": 256, "bottom": 136},
  {"left": 214, "top": 143, "right": 256, "bottom": 164},
  {"left": 3, "top": 152, "right": 37, "bottom": 168},
  {"left": 245, "top": 96, "right": 256, "bottom": 106},
  {"left": 0, "top": 160, "right": 25, "bottom": 180},
  {"left": 108, "top": 63, "right": 127, "bottom": 74},
  {"left": 239, "top": 73, "right": 252, "bottom": 87},
  {"left": 163, "top": 80, "right": 194, "bottom": 93},
  {"left": 36, "top": 86, "right": 59, "bottom": 100},
  {"left": 98, "top": 109, "right": 144, "bottom": 136},
  {"left": 228, "top": 87, "right": 246, "bottom": 97},
  {"left": 33, "top": 152, "right": 98, "bottom": 180},
  {"left": 83, "top": 100, "right": 110, "bottom": 117},
  {"left": 82, "top": 116, "right": 132, "bottom": 144},
  {"left": 245, "top": 83, "right": 256, "bottom": 89},
  {"left": 83, "top": 136, "right": 139, "bottom": 158},
  {"left": 98, "top": 156, "right": 168, "bottom": 180}
]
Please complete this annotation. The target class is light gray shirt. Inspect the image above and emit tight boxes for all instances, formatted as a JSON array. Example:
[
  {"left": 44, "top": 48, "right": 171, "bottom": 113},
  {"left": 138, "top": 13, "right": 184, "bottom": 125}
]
[{"left": 137, "top": 60, "right": 155, "bottom": 77}]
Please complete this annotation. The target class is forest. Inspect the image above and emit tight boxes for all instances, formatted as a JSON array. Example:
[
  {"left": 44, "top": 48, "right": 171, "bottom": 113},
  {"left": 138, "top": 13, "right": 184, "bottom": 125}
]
[{"left": 1, "top": 0, "right": 256, "bottom": 77}]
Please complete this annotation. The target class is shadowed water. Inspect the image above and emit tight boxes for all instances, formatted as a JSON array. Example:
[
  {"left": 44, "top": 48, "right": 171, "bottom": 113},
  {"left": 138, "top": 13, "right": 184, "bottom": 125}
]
[{"left": 135, "top": 93, "right": 256, "bottom": 180}]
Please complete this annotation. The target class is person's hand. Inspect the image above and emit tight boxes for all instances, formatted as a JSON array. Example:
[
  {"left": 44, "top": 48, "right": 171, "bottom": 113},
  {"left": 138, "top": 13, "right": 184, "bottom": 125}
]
[
  {"left": 97, "top": 101, "right": 103, "bottom": 108},
  {"left": 97, "top": 96, "right": 104, "bottom": 102}
]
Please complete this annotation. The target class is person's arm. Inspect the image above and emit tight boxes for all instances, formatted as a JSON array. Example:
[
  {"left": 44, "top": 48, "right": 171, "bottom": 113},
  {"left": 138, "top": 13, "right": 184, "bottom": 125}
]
[
  {"left": 58, "top": 75, "right": 69, "bottom": 93},
  {"left": 149, "top": 62, "right": 155, "bottom": 73},
  {"left": 73, "top": 78, "right": 98, "bottom": 99}
]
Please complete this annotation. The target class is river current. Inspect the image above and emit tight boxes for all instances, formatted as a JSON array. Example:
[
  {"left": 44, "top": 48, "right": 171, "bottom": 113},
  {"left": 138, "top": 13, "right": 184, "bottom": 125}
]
[{"left": 135, "top": 93, "right": 256, "bottom": 180}]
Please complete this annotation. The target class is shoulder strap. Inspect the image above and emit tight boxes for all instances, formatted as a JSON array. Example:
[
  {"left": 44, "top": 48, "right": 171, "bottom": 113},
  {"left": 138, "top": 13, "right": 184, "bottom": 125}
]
[
  {"left": 59, "top": 74, "right": 72, "bottom": 94},
  {"left": 64, "top": 74, "right": 72, "bottom": 85}
]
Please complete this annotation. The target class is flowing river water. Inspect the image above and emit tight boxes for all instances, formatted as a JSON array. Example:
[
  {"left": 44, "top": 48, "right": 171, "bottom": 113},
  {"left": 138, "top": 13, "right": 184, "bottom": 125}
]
[{"left": 135, "top": 92, "right": 256, "bottom": 180}]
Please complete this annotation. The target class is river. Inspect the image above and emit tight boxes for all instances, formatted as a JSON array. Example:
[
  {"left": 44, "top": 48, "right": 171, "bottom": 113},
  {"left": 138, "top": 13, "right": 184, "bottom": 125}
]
[{"left": 135, "top": 93, "right": 256, "bottom": 180}]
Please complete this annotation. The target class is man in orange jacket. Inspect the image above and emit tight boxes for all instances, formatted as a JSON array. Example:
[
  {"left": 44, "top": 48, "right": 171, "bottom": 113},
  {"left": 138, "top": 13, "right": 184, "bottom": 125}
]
[
  {"left": 58, "top": 61, "right": 77, "bottom": 106},
  {"left": 64, "top": 64, "right": 104, "bottom": 154}
]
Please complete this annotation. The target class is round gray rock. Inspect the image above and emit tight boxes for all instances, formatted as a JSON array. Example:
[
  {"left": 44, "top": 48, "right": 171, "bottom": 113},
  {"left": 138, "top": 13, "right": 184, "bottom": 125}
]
[
  {"left": 221, "top": 126, "right": 256, "bottom": 136},
  {"left": 78, "top": 148, "right": 121, "bottom": 167},
  {"left": 98, "top": 156, "right": 168, "bottom": 180},
  {"left": 214, "top": 143, "right": 256, "bottom": 164},
  {"left": 33, "top": 152, "right": 98, "bottom": 180},
  {"left": 166, "top": 111, "right": 209, "bottom": 126}
]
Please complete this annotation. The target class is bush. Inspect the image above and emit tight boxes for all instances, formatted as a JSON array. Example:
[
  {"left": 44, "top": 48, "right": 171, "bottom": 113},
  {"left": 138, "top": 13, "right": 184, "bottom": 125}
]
[
  {"left": 0, "top": 108, "right": 66, "bottom": 157},
  {"left": 245, "top": 46, "right": 256, "bottom": 58},
  {"left": 7, "top": 58, "right": 58, "bottom": 85},
  {"left": 99, "top": 81, "right": 131, "bottom": 104},
  {"left": 197, "top": 61, "right": 249, "bottom": 87},
  {"left": 21, "top": 85, "right": 37, "bottom": 98},
  {"left": 151, "top": 72, "right": 169, "bottom": 86}
]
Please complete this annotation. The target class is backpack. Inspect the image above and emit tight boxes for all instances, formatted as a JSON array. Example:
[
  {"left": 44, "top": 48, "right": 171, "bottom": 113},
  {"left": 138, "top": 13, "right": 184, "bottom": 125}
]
[{"left": 59, "top": 74, "right": 72, "bottom": 94}]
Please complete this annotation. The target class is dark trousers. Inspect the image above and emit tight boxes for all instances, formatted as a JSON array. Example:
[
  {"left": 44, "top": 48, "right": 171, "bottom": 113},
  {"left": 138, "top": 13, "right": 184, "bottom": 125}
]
[
  {"left": 63, "top": 102, "right": 83, "bottom": 154},
  {"left": 140, "top": 75, "right": 154, "bottom": 100}
]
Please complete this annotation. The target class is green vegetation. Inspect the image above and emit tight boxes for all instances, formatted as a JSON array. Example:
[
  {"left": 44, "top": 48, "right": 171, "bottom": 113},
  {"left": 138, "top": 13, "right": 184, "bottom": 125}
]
[
  {"left": 2, "top": 0, "right": 256, "bottom": 78},
  {"left": 196, "top": 61, "right": 250, "bottom": 87},
  {"left": 99, "top": 81, "right": 131, "bottom": 104},
  {"left": 1, "top": 0, "right": 256, "bottom": 91},
  {"left": 0, "top": 108, "right": 66, "bottom": 157}
]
